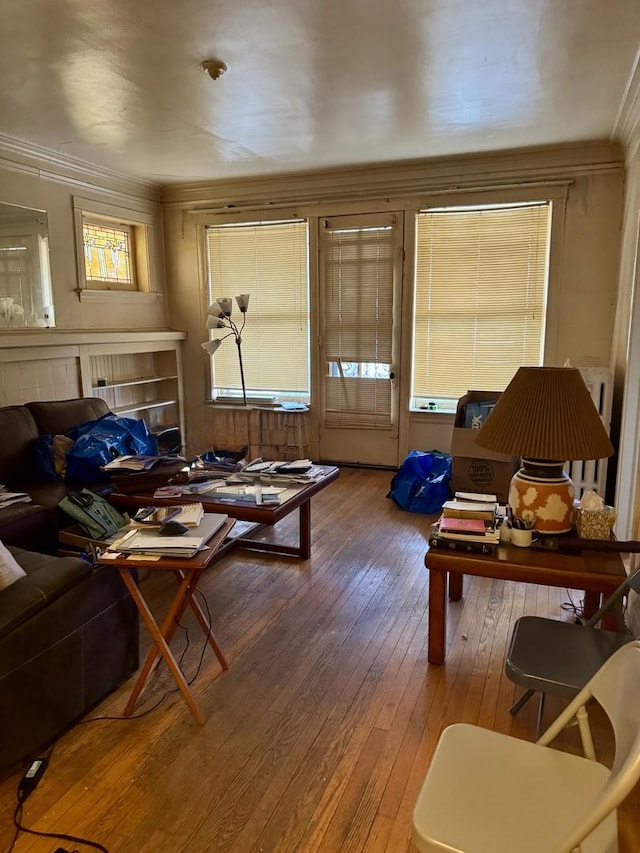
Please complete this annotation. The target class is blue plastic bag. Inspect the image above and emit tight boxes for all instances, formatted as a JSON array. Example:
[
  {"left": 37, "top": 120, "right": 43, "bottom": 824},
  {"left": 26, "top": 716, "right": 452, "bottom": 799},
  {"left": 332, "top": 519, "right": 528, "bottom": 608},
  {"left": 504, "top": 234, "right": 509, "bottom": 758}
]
[
  {"left": 387, "top": 450, "right": 451, "bottom": 514},
  {"left": 37, "top": 413, "right": 158, "bottom": 482},
  {"left": 65, "top": 413, "right": 158, "bottom": 481}
]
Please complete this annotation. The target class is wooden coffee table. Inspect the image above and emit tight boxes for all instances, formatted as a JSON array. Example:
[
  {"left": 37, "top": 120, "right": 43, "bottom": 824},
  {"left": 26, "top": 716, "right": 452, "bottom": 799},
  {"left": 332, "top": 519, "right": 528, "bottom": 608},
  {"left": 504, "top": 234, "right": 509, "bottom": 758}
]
[
  {"left": 110, "top": 465, "right": 339, "bottom": 561},
  {"left": 425, "top": 541, "right": 627, "bottom": 664}
]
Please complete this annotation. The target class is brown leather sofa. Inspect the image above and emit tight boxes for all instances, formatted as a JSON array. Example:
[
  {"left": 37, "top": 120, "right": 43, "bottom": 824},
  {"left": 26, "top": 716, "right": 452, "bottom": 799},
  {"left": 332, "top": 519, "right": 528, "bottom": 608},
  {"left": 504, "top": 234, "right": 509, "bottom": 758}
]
[
  {"left": 0, "top": 397, "right": 111, "bottom": 552},
  {"left": 0, "top": 545, "right": 138, "bottom": 770},
  {"left": 0, "top": 398, "right": 139, "bottom": 770}
]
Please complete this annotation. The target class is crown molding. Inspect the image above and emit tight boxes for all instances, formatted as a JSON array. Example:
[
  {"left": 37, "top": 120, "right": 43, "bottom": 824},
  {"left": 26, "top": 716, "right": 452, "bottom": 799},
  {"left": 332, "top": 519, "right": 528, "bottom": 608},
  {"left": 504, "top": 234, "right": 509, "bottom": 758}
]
[
  {"left": 614, "top": 47, "right": 640, "bottom": 161},
  {"left": 161, "top": 141, "right": 625, "bottom": 210},
  {"left": 0, "top": 133, "right": 163, "bottom": 203}
]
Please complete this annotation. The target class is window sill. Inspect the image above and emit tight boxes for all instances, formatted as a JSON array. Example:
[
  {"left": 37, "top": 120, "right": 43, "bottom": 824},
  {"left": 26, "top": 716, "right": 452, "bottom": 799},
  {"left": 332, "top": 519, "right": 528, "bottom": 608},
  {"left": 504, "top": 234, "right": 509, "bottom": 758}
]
[
  {"left": 410, "top": 406, "right": 456, "bottom": 415},
  {"left": 77, "top": 289, "right": 162, "bottom": 304}
]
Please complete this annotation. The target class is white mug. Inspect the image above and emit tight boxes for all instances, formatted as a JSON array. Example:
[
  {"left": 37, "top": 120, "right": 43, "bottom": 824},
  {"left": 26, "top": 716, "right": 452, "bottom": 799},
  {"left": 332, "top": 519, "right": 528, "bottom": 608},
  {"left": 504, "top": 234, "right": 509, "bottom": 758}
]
[{"left": 511, "top": 528, "right": 533, "bottom": 548}]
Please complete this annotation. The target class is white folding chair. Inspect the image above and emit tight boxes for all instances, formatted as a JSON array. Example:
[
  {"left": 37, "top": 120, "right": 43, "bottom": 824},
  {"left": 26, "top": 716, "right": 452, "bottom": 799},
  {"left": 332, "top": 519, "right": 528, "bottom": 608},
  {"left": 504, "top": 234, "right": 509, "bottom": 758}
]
[{"left": 413, "top": 641, "right": 640, "bottom": 852}]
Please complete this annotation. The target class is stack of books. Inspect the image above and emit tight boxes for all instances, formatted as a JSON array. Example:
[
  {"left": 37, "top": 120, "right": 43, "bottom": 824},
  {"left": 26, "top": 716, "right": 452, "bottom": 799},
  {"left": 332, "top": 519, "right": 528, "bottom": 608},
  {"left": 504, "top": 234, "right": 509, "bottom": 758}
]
[
  {"left": 108, "top": 458, "right": 187, "bottom": 493},
  {"left": 106, "top": 512, "right": 229, "bottom": 558},
  {"left": 429, "top": 492, "right": 499, "bottom": 554}
]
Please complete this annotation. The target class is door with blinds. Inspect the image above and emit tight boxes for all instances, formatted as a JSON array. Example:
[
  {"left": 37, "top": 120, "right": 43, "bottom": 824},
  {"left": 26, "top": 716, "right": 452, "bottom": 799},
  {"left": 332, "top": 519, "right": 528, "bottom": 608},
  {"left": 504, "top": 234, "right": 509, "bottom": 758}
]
[{"left": 319, "top": 213, "right": 403, "bottom": 466}]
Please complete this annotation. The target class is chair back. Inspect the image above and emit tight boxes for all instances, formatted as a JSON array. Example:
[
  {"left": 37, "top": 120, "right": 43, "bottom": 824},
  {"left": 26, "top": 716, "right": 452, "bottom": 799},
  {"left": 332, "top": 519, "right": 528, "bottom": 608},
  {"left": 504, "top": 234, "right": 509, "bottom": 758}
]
[
  {"left": 585, "top": 565, "right": 640, "bottom": 628},
  {"left": 538, "top": 640, "right": 640, "bottom": 851}
]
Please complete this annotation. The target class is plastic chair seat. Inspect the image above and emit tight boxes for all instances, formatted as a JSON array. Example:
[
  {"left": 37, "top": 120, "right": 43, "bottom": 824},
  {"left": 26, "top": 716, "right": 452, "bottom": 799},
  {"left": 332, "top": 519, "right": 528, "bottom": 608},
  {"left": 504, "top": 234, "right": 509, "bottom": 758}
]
[
  {"left": 506, "top": 615, "right": 633, "bottom": 698},
  {"left": 413, "top": 723, "right": 615, "bottom": 853}
]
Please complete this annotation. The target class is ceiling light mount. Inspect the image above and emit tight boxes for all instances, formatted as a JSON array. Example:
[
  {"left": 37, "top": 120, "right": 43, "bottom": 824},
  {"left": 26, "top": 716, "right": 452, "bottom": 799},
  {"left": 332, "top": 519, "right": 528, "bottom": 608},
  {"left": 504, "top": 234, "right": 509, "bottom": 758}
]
[{"left": 201, "top": 59, "right": 228, "bottom": 81}]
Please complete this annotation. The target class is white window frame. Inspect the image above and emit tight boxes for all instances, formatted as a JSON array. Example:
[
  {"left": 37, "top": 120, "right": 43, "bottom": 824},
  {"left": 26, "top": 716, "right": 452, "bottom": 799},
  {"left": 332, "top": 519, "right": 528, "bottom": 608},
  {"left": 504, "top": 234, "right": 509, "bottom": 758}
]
[
  {"left": 73, "top": 196, "right": 158, "bottom": 304},
  {"left": 203, "top": 217, "right": 311, "bottom": 404}
]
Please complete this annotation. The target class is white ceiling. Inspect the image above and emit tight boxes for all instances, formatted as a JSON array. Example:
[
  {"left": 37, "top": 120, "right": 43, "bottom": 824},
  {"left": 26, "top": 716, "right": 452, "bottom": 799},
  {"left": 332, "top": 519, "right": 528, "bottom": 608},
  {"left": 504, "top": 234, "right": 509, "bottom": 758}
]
[{"left": 1, "top": 0, "right": 639, "bottom": 185}]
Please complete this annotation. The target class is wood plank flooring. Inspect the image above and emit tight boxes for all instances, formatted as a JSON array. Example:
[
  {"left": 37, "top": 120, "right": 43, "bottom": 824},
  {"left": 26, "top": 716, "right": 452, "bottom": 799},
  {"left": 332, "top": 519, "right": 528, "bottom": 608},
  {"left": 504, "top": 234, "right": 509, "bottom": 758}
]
[{"left": 1, "top": 466, "right": 639, "bottom": 851}]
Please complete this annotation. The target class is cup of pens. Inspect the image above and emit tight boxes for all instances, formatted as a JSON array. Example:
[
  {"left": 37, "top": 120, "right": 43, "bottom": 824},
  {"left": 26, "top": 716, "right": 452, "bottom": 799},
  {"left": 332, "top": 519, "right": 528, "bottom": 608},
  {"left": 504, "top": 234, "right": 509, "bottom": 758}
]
[{"left": 510, "top": 509, "right": 536, "bottom": 547}]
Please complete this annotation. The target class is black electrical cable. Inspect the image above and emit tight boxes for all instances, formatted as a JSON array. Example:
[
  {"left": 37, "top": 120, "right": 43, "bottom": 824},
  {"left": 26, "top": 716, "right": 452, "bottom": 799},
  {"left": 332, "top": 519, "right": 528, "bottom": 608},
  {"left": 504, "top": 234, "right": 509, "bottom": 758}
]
[
  {"left": 7, "top": 747, "right": 105, "bottom": 852},
  {"left": 80, "top": 598, "right": 213, "bottom": 722},
  {"left": 6, "top": 589, "right": 216, "bottom": 853},
  {"left": 12, "top": 800, "right": 109, "bottom": 851}
]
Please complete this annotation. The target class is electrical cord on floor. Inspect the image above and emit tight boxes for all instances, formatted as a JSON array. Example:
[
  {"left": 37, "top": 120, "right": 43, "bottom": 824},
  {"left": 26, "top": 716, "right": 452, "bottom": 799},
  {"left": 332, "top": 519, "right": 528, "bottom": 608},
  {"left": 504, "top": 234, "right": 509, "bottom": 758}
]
[
  {"left": 7, "top": 750, "right": 109, "bottom": 853},
  {"left": 5, "top": 592, "right": 217, "bottom": 853},
  {"left": 561, "top": 588, "right": 585, "bottom": 621},
  {"left": 80, "top": 592, "right": 214, "bottom": 722},
  {"left": 186, "top": 588, "right": 215, "bottom": 685}
]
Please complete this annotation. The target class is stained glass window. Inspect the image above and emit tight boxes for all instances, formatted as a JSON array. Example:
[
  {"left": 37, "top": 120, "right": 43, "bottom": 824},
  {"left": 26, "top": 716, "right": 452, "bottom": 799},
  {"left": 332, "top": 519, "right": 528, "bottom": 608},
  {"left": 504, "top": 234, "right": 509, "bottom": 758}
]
[{"left": 83, "top": 219, "right": 135, "bottom": 288}]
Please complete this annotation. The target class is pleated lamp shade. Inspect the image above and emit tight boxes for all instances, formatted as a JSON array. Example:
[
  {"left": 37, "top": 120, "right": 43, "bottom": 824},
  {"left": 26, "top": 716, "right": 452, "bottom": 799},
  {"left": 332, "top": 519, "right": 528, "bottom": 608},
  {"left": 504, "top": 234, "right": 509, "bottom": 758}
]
[
  {"left": 474, "top": 367, "right": 613, "bottom": 461},
  {"left": 474, "top": 367, "right": 614, "bottom": 534}
]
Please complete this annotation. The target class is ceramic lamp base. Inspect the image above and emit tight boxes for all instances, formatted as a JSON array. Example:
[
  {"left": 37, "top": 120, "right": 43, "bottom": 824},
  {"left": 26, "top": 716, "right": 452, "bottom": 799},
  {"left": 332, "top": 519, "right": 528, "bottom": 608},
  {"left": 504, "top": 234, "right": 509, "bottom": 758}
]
[{"left": 509, "top": 459, "right": 575, "bottom": 534}]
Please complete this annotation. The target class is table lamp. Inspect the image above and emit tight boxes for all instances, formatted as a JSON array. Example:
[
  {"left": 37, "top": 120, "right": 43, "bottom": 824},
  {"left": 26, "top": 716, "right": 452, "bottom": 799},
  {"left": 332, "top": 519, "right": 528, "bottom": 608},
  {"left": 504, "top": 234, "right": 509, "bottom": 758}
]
[{"left": 473, "top": 366, "right": 614, "bottom": 534}]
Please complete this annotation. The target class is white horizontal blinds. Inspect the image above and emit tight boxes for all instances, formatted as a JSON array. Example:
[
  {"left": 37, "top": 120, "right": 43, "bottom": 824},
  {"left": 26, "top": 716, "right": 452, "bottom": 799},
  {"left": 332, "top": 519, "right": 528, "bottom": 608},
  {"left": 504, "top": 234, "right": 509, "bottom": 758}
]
[
  {"left": 413, "top": 203, "right": 550, "bottom": 401},
  {"left": 206, "top": 221, "right": 309, "bottom": 397},
  {"left": 322, "top": 215, "right": 396, "bottom": 428}
]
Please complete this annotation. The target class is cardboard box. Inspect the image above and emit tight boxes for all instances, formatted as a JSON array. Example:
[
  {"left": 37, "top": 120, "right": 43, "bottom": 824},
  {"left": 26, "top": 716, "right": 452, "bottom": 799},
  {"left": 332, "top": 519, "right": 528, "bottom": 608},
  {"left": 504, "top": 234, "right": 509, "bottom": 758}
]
[{"left": 450, "top": 390, "right": 519, "bottom": 503}]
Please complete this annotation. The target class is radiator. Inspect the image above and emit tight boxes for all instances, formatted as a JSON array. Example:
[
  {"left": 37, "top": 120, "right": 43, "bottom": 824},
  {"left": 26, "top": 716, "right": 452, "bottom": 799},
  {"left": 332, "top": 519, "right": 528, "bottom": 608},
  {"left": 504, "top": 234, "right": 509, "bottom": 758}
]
[{"left": 565, "top": 366, "right": 613, "bottom": 499}]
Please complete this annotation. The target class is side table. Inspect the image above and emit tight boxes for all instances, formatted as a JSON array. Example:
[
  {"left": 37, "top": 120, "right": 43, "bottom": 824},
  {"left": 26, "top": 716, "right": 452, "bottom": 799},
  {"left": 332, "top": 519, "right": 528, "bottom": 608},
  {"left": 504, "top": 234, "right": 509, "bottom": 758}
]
[
  {"left": 426, "top": 540, "right": 627, "bottom": 665},
  {"left": 101, "top": 517, "right": 235, "bottom": 724}
]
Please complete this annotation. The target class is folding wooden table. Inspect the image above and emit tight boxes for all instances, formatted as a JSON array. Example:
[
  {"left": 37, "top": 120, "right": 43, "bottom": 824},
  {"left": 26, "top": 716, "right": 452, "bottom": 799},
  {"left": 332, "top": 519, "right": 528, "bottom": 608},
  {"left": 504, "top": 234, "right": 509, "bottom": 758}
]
[{"left": 101, "top": 517, "right": 235, "bottom": 724}]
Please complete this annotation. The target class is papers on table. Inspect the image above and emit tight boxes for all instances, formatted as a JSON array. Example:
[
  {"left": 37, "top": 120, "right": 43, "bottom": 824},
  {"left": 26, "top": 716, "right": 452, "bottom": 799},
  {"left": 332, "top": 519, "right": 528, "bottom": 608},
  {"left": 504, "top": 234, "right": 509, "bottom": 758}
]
[
  {"left": 177, "top": 458, "right": 334, "bottom": 501},
  {"left": 131, "top": 503, "right": 205, "bottom": 528},
  {"left": 209, "top": 485, "right": 285, "bottom": 505},
  {"left": 230, "top": 459, "right": 327, "bottom": 485},
  {"left": 0, "top": 486, "right": 32, "bottom": 508},
  {"left": 103, "top": 455, "right": 164, "bottom": 472},
  {"left": 243, "top": 458, "right": 313, "bottom": 475},
  {"left": 108, "top": 512, "right": 229, "bottom": 557}
]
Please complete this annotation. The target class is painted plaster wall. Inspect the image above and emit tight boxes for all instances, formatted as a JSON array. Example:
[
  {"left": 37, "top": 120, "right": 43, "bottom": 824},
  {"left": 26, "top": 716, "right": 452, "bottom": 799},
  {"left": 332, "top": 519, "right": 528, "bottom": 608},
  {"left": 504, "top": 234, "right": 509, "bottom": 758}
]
[
  {"left": 162, "top": 145, "right": 626, "bottom": 458},
  {"left": 0, "top": 155, "right": 169, "bottom": 331}
]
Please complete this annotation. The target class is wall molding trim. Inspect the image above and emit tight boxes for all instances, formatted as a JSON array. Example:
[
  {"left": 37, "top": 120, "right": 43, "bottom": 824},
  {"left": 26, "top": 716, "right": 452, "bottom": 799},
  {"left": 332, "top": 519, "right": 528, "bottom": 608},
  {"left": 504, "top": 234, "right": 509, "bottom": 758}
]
[
  {"left": 614, "top": 46, "right": 640, "bottom": 162},
  {"left": 0, "top": 329, "right": 185, "bottom": 351},
  {"left": 0, "top": 133, "right": 163, "bottom": 203},
  {"left": 162, "top": 141, "right": 625, "bottom": 210}
]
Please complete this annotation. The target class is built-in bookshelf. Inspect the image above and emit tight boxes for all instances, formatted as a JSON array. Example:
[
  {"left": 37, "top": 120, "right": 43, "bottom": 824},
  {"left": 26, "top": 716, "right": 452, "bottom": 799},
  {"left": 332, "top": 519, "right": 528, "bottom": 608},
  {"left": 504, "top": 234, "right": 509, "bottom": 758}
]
[
  {"left": 79, "top": 338, "right": 185, "bottom": 443},
  {"left": 0, "top": 330, "right": 185, "bottom": 450}
]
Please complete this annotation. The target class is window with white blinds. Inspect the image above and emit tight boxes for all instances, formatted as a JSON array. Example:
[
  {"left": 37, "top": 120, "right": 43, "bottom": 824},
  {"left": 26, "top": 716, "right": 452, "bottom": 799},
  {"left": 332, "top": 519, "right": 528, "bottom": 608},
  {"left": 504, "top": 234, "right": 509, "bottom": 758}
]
[
  {"left": 321, "top": 214, "right": 397, "bottom": 428},
  {"left": 205, "top": 220, "right": 309, "bottom": 400},
  {"left": 412, "top": 203, "right": 550, "bottom": 407}
]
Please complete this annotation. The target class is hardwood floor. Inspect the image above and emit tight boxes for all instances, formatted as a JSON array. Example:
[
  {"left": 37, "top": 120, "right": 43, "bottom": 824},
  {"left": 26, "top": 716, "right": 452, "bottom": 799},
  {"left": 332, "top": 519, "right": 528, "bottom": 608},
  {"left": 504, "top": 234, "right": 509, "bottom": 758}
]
[{"left": 1, "top": 466, "right": 639, "bottom": 852}]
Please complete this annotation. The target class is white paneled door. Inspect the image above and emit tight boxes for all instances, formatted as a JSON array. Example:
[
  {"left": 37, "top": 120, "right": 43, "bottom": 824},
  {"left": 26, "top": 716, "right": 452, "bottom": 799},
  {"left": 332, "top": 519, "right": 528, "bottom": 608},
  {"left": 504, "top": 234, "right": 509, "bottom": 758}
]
[{"left": 318, "top": 213, "right": 403, "bottom": 466}]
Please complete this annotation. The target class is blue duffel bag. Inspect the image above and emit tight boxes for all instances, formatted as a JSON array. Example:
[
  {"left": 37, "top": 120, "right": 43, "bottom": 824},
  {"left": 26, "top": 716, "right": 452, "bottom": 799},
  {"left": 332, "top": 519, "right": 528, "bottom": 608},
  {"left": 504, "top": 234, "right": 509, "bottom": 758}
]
[{"left": 387, "top": 449, "right": 451, "bottom": 514}]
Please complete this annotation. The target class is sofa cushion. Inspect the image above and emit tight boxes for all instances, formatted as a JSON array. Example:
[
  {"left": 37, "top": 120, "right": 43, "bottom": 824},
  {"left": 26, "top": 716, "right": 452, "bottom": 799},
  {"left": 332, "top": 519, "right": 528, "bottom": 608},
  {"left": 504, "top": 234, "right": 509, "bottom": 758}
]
[
  {"left": 26, "top": 397, "right": 110, "bottom": 436},
  {"left": 0, "top": 503, "right": 50, "bottom": 549},
  {"left": 0, "top": 540, "right": 26, "bottom": 591},
  {"left": 0, "top": 406, "right": 40, "bottom": 482},
  {"left": 0, "top": 547, "right": 89, "bottom": 638}
]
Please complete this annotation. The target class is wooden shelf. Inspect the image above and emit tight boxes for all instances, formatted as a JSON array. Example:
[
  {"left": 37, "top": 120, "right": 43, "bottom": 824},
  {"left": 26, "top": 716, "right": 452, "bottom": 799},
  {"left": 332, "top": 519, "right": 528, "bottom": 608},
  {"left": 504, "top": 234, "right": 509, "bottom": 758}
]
[
  {"left": 111, "top": 399, "right": 178, "bottom": 416},
  {"left": 92, "top": 375, "right": 178, "bottom": 391},
  {"left": 82, "top": 340, "right": 184, "bottom": 447}
]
